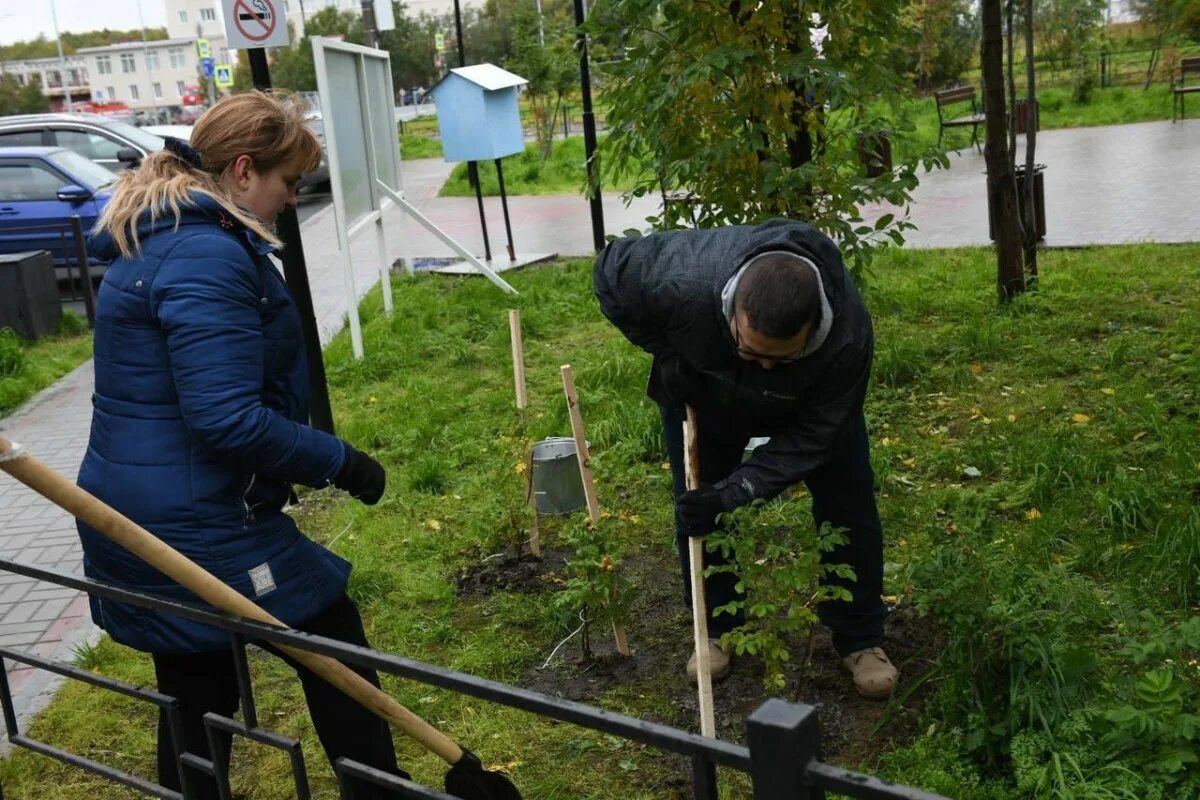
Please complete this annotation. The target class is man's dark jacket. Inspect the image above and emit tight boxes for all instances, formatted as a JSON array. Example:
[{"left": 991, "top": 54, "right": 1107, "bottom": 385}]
[{"left": 593, "top": 219, "right": 874, "bottom": 507}]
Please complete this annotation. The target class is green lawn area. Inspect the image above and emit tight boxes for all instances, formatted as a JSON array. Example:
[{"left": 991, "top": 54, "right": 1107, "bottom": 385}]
[
  {"left": 439, "top": 135, "right": 642, "bottom": 197},
  {"left": 3, "top": 245, "right": 1199, "bottom": 798},
  {"left": 0, "top": 313, "right": 92, "bottom": 417}
]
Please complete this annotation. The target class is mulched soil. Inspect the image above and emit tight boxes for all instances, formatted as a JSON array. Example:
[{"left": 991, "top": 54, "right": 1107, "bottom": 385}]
[{"left": 455, "top": 543, "right": 943, "bottom": 792}]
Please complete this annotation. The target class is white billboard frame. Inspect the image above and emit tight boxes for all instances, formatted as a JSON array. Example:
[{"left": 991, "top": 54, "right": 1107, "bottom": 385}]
[{"left": 312, "top": 38, "right": 516, "bottom": 360}]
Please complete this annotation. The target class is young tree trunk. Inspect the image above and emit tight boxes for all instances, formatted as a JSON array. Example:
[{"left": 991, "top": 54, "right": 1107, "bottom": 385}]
[
  {"left": 1022, "top": 0, "right": 1038, "bottom": 279},
  {"left": 1144, "top": 33, "right": 1163, "bottom": 90},
  {"left": 981, "top": 0, "right": 1025, "bottom": 299}
]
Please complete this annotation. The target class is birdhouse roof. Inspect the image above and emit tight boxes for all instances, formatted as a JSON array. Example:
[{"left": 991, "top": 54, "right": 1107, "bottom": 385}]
[{"left": 430, "top": 63, "right": 528, "bottom": 94}]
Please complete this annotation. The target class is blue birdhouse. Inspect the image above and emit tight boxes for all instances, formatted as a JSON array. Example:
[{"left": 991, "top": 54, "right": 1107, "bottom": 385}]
[{"left": 429, "top": 64, "right": 528, "bottom": 163}]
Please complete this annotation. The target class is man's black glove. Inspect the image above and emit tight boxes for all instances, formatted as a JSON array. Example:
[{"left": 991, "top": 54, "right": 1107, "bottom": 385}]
[
  {"left": 653, "top": 354, "right": 703, "bottom": 408},
  {"left": 334, "top": 442, "right": 386, "bottom": 505},
  {"left": 678, "top": 483, "right": 726, "bottom": 537}
]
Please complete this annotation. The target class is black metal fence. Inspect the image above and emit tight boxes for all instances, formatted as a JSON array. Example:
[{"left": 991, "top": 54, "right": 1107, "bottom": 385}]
[{"left": 0, "top": 557, "right": 950, "bottom": 800}]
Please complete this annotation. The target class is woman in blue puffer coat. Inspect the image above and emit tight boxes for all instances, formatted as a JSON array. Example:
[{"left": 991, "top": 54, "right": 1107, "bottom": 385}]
[{"left": 81, "top": 91, "right": 406, "bottom": 798}]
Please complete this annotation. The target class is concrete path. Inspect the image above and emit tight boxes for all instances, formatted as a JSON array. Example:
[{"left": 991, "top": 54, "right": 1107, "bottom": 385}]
[
  {"left": 0, "top": 117, "right": 1197, "bottom": 740},
  {"left": 863, "top": 118, "right": 1200, "bottom": 247}
]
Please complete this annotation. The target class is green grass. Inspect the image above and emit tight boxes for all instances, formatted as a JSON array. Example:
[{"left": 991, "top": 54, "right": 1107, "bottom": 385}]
[
  {"left": 5, "top": 245, "right": 1200, "bottom": 798},
  {"left": 439, "top": 136, "right": 644, "bottom": 198},
  {"left": 0, "top": 312, "right": 93, "bottom": 417},
  {"left": 400, "top": 134, "right": 443, "bottom": 160}
]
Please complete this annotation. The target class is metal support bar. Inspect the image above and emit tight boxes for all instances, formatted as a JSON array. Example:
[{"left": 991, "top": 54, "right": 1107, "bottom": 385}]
[
  {"left": 691, "top": 754, "right": 719, "bottom": 800},
  {"left": 203, "top": 713, "right": 311, "bottom": 800},
  {"left": 336, "top": 758, "right": 459, "bottom": 799},
  {"left": 228, "top": 634, "right": 258, "bottom": 730},
  {"left": 495, "top": 158, "right": 516, "bottom": 261},
  {"left": 747, "top": 699, "right": 824, "bottom": 800},
  {"left": 69, "top": 215, "right": 96, "bottom": 327},
  {"left": 468, "top": 161, "right": 493, "bottom": 262},
  {"left": 373, "top": 180, "right": 516, "bottom": 294}
]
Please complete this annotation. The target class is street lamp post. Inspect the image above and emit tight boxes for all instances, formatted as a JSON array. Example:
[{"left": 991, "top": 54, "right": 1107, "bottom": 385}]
[{"left": 48, "top": 0, "right": 74, "bottom": 112}]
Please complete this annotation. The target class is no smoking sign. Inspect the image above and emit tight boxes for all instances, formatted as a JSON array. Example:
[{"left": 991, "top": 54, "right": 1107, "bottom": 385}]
[{"left": 222, "top": 0, "right": 290, "bottom": 49}]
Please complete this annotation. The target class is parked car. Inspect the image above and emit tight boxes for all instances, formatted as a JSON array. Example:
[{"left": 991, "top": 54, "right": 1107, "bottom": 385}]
[
  {"left": 0, "top": 147, "right": 116, "bottom": 279},
  {"left": 142, "top": 124, "right": 196, "bottom": 142},
  {"left": 0, "top": 112, "right": 166, "bottom": 173}
]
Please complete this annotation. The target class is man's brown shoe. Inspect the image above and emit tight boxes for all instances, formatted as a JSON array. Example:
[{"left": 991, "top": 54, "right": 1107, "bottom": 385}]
[
  {"left": 686, "top": 638, "right": 732, "bottom": 683},
  {"left": 842, "top": 647, "right": 897, "bottom": 699}
]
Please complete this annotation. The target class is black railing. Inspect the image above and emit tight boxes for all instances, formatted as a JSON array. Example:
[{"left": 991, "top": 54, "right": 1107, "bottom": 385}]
[{"left": 0, "top": 557, "right": 950, "bottom": 800}]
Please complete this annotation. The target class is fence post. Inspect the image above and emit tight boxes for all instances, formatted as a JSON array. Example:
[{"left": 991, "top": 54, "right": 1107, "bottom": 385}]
[{"left": 746, "top": 699, "right": 825, "bottom": 800}]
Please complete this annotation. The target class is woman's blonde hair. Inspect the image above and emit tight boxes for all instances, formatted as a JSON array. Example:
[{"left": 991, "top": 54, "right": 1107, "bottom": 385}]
[{"left": 94, "top": 90, "right": 322, "bottom": 258}]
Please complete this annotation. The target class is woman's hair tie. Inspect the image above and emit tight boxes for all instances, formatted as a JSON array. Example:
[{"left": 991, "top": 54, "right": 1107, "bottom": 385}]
[{"left": 163, "top": 136, "right": 205, "bottom": 171}]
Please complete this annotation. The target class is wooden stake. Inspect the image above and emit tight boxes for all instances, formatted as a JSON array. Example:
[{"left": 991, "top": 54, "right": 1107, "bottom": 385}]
[
  {"left": 508, "top": 309, "right": 527, "bottom": 410},
  {"left": 560, "top": 364, "right": 600, "bottom": 524},
  {"left": 685, "top": 405, "right": 717, "bottom": 738},
  {"left": 561, "top": 364, "right": 630, "bottom": 657}
]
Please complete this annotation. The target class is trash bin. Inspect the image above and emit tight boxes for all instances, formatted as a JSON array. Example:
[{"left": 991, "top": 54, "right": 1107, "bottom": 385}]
[
  {"left": 988, "top": 164, "right": 1046, "bottom": 242},
  {"left": 0, "top": 251, "right": 60, "bottom": 340}
]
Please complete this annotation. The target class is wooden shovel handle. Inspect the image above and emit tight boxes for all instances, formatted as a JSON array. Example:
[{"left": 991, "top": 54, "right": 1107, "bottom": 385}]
[
  {"left": 684, "top": 406, "right": 716, "bottom": 737},
  {"left": 0, "top": 436, "right": 464, "bottom": 765}
]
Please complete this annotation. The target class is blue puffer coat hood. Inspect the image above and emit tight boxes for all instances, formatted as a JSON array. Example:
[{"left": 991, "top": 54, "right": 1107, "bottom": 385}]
[{"left": 78, "top": 193, "right": 352, "bottom": 653}]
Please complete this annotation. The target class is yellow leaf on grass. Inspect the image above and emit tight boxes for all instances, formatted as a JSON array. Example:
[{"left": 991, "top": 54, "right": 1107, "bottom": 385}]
[
  {"left": 425, "top": 519, "right": 441, "bottom": 531},
  {"left": 1007, "top": 414, "right": 1018, "bottom": 423},
  {"left": 1101, "top": 387, "right": 1116, "bottom": 396},
  {"left": 1071, "top": 413, "right": 1091, "bottom": 424},
  {"left": 367, "top": 395, "right": 378, "bottom": 405},
  {"left": 969, "top": 363, "right": 983, "bottom": 375},
  {"left": 1025, "top": 508, "right": 1042, "bottom": 520},
  {"left": 1133, "top": 431, "right": 1148, "bottom": 441},
  {"left": 902, "top": 457, "right": 917, "bottom": 468}
]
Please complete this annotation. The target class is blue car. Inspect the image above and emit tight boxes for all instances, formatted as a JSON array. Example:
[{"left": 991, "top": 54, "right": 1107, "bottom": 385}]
[{"left": 0, "top": 146, "right": 116, "bottom": 279}]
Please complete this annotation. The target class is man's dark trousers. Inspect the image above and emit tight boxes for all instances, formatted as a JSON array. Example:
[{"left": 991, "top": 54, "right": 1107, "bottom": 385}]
[{"left": 659, "top": 403, "right": 888, "bottom": 657}]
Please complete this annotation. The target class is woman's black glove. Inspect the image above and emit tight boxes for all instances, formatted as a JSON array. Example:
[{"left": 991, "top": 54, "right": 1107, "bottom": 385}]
[
  {"left": 678, "top": 483, "right": 726, "bottom": 537},
  {"left": 334, "top": 443, "right": 386, "bottom": 505}
]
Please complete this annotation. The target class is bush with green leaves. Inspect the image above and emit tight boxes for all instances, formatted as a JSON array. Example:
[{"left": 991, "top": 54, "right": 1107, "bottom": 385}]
[
  {"left": 553, "top": 517, "right": 634, "bottom": 661},
  {"left": 0, "top": 328, "right": 26, "bottom": 379},
  {"left": 705, "top": 499, "right": 852, "bottom": 692}
]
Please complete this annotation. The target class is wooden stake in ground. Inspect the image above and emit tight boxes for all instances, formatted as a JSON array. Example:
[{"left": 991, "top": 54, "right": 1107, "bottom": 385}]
[
  {"left": 560, "top": 364, "right": 631, "bottom": 657},
  {"left": 684, "top": 405, "right": 717, "bottom": 738},
  {"left": 508, "top": 310, "right": 527, "bottom": 410}
]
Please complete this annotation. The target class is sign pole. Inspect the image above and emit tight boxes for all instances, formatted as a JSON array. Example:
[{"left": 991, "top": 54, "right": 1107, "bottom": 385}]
[{"left": 247, "top": 48, "right": 336, "bottom": 435}]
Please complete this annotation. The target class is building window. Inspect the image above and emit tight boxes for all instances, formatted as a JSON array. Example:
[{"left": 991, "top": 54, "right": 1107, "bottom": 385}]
[
  {"left": 178, "top": 10, "right": 187, "bottom": 23},
  {"left": 200, "top": 8, "right": 216, "bottom": 22},
  {"left": 121, "top": 53, "right": 137, "bottom": 73},
  {"left": 169, "top": 48, "right": 185, "bottom": 69},
  {"left": 45, "top": 71, "right": 62, "bottom": 88},
  {"left": 219, "top": 48, "right": 230, "bottom": 64},
  {"left": 152, "top": 82, "right": 163, "bottom": 99},
  {"left": 146, "top": 50, "right": 160, "bottom": 70},
  {"left": 130, "top": 84, "right": 140, "bottom": 101},
  {"left": 96, "top": 55, "right": 112, "bottom": 75},
  {"left": 176, "top": 80, "right": 186, "bottom": 96},
  {"left": 14, "top": 74, "right": 24, "bottom": 86},
  {"left": 106, "top": 85, "right": 116, "bottom": 100}
]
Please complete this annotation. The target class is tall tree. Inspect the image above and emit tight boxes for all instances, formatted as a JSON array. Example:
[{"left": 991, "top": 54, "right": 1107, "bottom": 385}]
[
  {"left": 981, "top": 0, "right": 1025, "bottom": 298},
  {"left": 596, "top": 0, "right": 947, "bottom": 275},
  {"left": 1132, "top": 0, "right": 1187, "bottom": 89}
]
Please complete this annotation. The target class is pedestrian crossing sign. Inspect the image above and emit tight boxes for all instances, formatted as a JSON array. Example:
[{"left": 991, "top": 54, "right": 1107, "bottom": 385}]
[{"left": 215, "top": 64, "right": 235, "bottom": 88}]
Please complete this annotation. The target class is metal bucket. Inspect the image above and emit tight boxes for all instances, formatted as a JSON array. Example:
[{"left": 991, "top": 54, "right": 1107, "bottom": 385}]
[
  {"left": 531, "top": 437, "right": 588, "bottom": 515},
  {"left": 743, "top": 436, "right": 771, "bottom": 462}
]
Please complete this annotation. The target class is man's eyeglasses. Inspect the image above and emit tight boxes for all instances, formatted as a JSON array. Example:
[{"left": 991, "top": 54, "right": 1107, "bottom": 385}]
[{"left": 732, "top": 316, "right": 805, "bottom": 365}]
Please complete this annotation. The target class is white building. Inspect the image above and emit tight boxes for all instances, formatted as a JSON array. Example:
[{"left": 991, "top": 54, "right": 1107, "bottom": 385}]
[
  {"left": 0, "top": 54, "right": 90, "bottom": 111},
  {"left": 76, "top": 35, "right": 226, "bottom": 109}
]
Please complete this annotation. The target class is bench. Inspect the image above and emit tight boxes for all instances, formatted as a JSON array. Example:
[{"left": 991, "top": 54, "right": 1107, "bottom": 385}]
[
  {"left": 1172, "top": 56, "right": 1200, "bottom": 122},
  {"left": 934, "top": 85, "right": 986, "bottom": 152}
]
